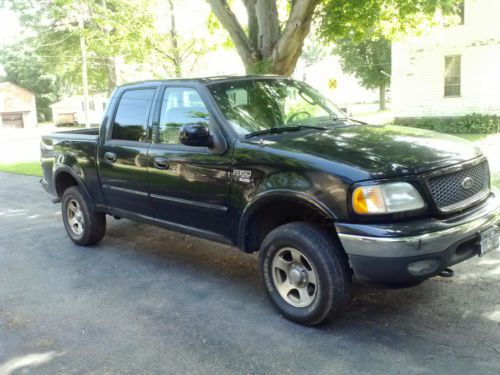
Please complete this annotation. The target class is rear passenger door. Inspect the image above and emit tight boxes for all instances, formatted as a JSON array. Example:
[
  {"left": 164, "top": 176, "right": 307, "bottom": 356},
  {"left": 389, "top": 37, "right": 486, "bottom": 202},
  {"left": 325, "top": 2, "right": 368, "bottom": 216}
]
[
  {"left": 147, "top": 85, "right": 232, "bottom": 238},
  {"left": 98, "top": 86, "right": 158, "bottom": 217}
]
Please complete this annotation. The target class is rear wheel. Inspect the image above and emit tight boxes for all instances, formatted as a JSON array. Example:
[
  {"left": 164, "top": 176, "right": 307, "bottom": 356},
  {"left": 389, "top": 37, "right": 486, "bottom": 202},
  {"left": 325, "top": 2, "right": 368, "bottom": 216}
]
[
  {"left": 259, "top": 222, "right": 351, "bottom": 325},
  {"left": 62, "top": 186, "right": 106, "bottom": 246}
]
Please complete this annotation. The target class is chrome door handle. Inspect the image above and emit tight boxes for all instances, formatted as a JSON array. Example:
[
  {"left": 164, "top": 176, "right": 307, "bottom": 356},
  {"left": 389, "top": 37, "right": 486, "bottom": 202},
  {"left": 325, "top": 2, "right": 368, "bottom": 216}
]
[
  {"left": 104, "top": 152, "right": 117, "bottom": 163},
  {"left": 154, "top": 157, "right": 169, "bottom": 170}
]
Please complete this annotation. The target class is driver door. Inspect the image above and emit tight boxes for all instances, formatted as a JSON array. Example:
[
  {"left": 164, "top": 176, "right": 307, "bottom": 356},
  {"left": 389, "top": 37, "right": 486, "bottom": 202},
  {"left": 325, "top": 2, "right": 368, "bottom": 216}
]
[{"left": 147, "top": 85, "right": 232, "bottom": 239}]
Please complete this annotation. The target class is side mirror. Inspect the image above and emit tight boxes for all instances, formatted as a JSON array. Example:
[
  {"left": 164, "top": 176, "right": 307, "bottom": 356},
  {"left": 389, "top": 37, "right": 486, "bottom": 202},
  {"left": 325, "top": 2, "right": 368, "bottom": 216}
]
[{"left": 179, "top": 123, "right": 213, "bottom": 147}]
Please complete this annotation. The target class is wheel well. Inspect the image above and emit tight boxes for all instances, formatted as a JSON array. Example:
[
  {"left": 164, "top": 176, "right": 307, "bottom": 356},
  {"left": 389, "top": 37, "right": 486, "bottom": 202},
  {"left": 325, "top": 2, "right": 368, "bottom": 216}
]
[
  {"left": 242, "top": 199, "right": 334, "bottom": 253},
  {"left": 55, "top": 172, "right": 79, "bottom": 198}
]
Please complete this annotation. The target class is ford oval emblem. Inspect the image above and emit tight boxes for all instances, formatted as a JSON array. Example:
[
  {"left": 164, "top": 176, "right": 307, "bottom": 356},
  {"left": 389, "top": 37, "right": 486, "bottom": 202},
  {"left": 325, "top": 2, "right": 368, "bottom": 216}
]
[{"left": 462, "top": 177, "right": 473, "bottom": 190}]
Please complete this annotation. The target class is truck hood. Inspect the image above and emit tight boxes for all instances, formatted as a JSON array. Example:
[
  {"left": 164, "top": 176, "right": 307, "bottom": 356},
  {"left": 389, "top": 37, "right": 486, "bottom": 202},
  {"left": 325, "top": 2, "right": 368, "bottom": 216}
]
[{"left": 262, "top": 124, "right": 483, "bottom": 178}]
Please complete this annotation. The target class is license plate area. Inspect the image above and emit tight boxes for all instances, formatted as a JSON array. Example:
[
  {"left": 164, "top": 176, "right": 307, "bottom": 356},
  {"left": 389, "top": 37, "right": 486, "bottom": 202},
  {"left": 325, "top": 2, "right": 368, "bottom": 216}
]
[{"left": 479, "top": 225, "right": 500, "bottom": 256}]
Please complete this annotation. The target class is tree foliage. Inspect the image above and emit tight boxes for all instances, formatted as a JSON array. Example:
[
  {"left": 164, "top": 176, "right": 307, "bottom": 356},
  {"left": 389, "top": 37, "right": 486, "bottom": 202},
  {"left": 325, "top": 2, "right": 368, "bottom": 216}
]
[
  {"left": 334, "top": 36, "right": 391, "bottom": 110},
  {"left": 149, "top": 0, "right": 210, "bottom": 78},
  {"left": 0, "top": 44, "right": 66, "bottom": 121},
  {"left": 301, "top": 35, "right": 329, "bottom": 68},
  {"left": 206, "top": 0, "right": 462, "bottom": 76},
  {"left": 1, "top": 0, "right": 211, "bottom": 119},
  {"left": 5, "top": 0, "right": 156, "bottom": 94},
  {"left": 319, "top": 0, "right": 462, "bottom": 109},
  {"left": 0, "top": 0, "right": 145, "bottom": 105},
  {"left": 319, "top": 0, "right": 461, "bottom": 43}
]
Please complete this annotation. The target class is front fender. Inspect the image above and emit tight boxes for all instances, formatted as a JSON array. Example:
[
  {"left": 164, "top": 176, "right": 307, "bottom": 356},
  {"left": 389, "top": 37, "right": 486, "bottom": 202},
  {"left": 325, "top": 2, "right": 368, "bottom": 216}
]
[{"left": 237, "top": 189, "right": 337, "bottom": 249}]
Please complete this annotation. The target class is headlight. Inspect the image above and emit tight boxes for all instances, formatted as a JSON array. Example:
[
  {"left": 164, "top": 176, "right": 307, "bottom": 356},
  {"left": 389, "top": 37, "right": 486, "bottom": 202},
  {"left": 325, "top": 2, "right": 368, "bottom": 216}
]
[{"left": 352, "top": 182, "right": 425, "bottom": 215}]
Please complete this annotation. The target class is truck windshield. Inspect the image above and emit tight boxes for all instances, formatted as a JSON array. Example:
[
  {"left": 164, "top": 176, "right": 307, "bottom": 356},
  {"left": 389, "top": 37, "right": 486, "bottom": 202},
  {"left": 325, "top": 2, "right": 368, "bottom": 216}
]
[{"left": 208, "top": 78, "right": 347, "bottom": 137}]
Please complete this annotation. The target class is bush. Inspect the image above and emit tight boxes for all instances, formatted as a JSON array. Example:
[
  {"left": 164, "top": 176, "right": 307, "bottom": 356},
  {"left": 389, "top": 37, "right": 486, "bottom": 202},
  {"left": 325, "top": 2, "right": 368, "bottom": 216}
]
[{"left": 393, "top": 114, "right": 500, "bottom": 134}]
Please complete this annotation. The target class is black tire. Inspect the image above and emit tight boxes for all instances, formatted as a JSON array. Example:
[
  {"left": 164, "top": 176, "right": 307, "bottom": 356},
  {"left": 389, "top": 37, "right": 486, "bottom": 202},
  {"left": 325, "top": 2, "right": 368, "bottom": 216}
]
[
  {"left": 61, "top": 186, "right": 106, "bottom": 246},
  {"left": 259, "top": 222, "right": 351, "bottom": 326}
]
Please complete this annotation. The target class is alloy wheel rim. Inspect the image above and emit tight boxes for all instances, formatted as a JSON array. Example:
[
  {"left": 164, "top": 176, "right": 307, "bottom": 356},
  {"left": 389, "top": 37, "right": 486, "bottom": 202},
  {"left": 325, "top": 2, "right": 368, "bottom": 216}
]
[
  {"left": 67, "top": 199, "right": 84, "bottom": 236},
  {"left": 271, "top": 247, "right": 318, "bottom": 308}
]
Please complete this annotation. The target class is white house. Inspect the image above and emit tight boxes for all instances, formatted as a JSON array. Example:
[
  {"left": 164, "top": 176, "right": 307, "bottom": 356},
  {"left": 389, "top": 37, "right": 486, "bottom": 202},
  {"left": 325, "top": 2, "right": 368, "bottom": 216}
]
[
  {"left": 51, "top": 93, "right": 108, "bottom": 125},
  {"left": 0, "top": 82, "right": 37, "bottom": 128},
  {"left": 391, "top": 0, "right": 500, "bottom": 118}
]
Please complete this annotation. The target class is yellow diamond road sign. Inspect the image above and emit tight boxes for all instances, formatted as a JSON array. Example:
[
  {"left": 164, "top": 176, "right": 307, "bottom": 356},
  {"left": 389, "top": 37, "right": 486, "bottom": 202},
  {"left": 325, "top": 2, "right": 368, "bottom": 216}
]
[{"left": 328, "top": 78, "right": 337, "bottom": 90}]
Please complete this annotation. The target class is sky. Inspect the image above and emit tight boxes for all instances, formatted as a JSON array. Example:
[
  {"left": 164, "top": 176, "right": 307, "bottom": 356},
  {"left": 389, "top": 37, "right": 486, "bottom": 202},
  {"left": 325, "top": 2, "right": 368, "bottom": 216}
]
[
  {"left": 0, "top": 8, "right": 21, "bottom": 75},
  {"left": 0, "top": 9, "right": 21, "bottom": 47}
]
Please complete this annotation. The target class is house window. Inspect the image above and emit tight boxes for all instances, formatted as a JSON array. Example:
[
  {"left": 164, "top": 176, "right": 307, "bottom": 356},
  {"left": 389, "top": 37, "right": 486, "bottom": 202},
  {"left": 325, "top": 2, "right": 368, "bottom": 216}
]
[{"left": 444, "top": 55, "right": 461, "bottom": 97}]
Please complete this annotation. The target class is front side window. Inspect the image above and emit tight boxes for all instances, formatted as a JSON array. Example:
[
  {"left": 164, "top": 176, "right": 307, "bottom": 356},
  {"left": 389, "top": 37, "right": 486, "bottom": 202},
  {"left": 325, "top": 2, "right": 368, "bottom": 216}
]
[
  {"left": 208, "top": 79, "right": 345, "bottom": 137},
  {"left": 112, "top": 89, "right": 156, "bottom": 141},
  {"left": 444, "top": 55, "right": 461, "bottom": 97},
  {"left": 158, "top": 87, "right": 209, "bottom": 144}
]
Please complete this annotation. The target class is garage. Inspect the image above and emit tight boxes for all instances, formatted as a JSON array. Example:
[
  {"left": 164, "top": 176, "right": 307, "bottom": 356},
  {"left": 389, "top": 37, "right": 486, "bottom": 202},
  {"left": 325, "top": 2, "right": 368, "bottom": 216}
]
[
  {"left": 0, "top": 82, "right": 37, "bottom": 129},
  {"left": 1, "top": 112, "right": 24, "bottom": 128}
]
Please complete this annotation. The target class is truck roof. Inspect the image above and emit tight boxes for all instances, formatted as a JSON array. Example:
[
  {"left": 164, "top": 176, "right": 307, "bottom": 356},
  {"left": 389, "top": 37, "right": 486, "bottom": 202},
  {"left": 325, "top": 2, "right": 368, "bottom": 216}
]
[{"left": 117, "top": 74, "right": 284, "bottom": 88}]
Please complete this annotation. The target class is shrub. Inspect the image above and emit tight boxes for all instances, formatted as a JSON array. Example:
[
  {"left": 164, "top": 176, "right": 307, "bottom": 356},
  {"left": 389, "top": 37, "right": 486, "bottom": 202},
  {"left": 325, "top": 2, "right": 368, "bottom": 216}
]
[{"left": 393, "top": 114, "right": 500, "bottom": 134}]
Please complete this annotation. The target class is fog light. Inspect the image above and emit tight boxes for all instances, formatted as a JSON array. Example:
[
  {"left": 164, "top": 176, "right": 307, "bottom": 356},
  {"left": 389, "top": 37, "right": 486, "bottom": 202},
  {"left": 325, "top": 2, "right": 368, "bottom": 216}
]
[{"left": 407, "top": 259, "right": 440, "bottom": 276}]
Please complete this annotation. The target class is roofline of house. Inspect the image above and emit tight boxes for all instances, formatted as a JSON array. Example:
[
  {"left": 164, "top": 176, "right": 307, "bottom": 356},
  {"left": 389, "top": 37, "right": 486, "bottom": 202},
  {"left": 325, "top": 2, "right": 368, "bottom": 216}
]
[{"left": 0, "top": 81, "right": 35, "bottom": 96}]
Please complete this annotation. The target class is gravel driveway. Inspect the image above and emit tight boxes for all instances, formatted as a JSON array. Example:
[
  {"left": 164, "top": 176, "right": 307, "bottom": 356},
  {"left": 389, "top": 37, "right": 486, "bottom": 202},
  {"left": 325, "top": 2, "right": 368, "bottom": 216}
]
[{"left": 0, "top": 173, "right": 499, "bottom": 374}]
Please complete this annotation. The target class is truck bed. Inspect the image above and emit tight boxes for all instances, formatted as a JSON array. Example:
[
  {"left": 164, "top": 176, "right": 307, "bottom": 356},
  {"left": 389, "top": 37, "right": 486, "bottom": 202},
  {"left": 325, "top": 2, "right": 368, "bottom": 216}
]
[
  {"left": 40, "top": 127, "right": 102, "bottom": 203},
  {"left": 42, "top": 127, "right": 100, "bottom": 141}
]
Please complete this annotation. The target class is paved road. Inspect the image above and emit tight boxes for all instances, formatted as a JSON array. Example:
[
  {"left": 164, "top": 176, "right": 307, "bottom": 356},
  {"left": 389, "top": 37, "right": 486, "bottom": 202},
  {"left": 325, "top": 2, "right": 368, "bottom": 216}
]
[{"left": 1, "top": 173, "right": 499, "bottom": 374}]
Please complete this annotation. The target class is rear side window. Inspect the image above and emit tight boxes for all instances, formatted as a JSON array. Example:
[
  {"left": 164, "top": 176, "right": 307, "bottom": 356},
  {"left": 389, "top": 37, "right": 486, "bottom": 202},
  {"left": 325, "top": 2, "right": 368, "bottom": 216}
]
[{"left": 112, "top": 89, "right": 156, "bottom": 141}]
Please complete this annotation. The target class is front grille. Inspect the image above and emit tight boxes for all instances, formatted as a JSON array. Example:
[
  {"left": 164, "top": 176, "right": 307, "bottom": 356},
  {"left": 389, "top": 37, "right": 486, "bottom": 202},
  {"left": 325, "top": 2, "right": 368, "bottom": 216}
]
[{"left": 428, "top": 161, "right": 489, "bottom": 211}]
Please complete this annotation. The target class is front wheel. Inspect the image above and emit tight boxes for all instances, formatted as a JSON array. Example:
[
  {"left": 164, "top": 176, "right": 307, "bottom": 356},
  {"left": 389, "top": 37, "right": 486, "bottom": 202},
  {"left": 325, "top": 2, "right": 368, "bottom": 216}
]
[
  {"left": 259, "top": 222, "right": 351, "bottom": 326},
  {"left": 62, "top": 186, "right": 106, "bottom": 246}
]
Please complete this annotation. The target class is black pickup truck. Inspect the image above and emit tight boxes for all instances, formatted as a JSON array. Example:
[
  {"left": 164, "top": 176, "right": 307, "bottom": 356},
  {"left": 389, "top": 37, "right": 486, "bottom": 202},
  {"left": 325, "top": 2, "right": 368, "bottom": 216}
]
[{"left": 41, "top": 75, "right": 500, "bottom": 325}]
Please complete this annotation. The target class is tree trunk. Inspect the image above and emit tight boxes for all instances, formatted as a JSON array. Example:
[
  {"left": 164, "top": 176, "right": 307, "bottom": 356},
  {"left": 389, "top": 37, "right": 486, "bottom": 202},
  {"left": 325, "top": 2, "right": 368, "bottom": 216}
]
[
  {"left": 379, "top": 83, "right": 386, "bottom": 111},
  {"left": 208, "top": 0, "right": 319, "bottom": 76},
  {"left": 106, "top": 57, "right": 117, "bottom": 96},
  {"left": 207, "top": 0, "right": 260, "bottom": 71},
  {"left": 255, "top": 0, "right": 280, "bottom": 59},
  {"left": 243, "top": 0, "right": 258, "bottom": 47},
  {"left": 270, "top": 0, "right": 318, "bottom": 76},
  {"left": 168, "top": 0, "right": 182, "bottom": 77},
  {"left": 100, "top": 0, "right": 117, "bottom": 95}
]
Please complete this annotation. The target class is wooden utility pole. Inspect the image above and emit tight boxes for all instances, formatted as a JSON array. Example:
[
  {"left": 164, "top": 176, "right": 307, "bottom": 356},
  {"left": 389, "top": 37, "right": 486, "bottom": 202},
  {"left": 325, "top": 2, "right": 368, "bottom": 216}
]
[{"left": 79, "top": 14, "right": 90, "bottom": 128}]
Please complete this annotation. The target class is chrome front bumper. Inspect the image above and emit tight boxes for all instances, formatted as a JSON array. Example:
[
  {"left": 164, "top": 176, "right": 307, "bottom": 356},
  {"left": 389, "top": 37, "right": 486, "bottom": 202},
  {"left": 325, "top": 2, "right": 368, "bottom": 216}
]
[{"left": 336, "top": 194, "right": 500, "bottom": 259}]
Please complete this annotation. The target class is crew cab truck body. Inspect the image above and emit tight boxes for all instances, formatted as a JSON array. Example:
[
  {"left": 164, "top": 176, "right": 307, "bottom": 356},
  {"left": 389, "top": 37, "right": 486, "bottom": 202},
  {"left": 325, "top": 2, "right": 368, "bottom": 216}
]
[{"left": 41, "top": 76, "right": 500, "bottom": 325}]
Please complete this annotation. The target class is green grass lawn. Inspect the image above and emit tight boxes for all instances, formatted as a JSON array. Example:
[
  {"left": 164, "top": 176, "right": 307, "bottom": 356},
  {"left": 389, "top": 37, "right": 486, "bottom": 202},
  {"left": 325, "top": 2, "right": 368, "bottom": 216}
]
[{"left": 0, "top": 161, "right": 43, "bottom": 177}]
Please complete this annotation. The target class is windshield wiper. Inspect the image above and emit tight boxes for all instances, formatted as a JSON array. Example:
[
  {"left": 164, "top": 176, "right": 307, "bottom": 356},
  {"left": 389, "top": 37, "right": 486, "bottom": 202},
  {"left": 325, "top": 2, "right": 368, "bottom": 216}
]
[
  {"left": 317, "top": 117, "right": 367, "bottom": 126},
  {"left": 244, "top": 125, "right": 326, "bottom": 139}
]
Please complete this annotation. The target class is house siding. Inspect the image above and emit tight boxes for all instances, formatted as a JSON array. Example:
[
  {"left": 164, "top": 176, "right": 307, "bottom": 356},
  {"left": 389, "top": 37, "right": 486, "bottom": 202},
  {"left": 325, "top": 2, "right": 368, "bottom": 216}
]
[
  {"left": 51, "top": 94, "right": 108, "bottom": 125},
  {"left": 392, "top": 0, "right": 500, "bottom": 118}
]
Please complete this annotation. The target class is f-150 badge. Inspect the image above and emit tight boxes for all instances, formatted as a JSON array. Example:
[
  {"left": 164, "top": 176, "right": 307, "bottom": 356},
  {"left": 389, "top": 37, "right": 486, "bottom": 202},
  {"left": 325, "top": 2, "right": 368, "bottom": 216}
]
[{"left": 233, "top": 169, "right": 252, "bottom": 183}]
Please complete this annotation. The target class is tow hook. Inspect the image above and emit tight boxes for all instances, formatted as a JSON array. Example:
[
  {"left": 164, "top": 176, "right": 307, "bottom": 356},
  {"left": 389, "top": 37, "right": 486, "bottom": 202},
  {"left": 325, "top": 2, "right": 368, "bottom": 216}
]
[{"left": 439, "top": 267, "right": 454, "bottom": 278}]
